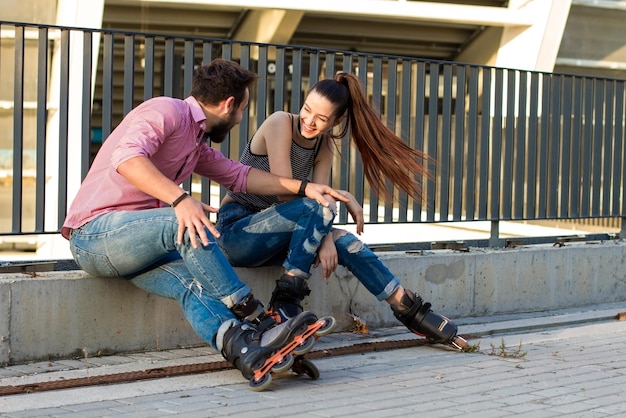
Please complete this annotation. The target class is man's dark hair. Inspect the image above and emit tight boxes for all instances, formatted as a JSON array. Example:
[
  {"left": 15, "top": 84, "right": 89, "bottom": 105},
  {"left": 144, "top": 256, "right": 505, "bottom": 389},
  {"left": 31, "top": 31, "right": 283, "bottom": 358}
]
[{"left": 190, "top": 58, "right": 258, "bottom": 108}]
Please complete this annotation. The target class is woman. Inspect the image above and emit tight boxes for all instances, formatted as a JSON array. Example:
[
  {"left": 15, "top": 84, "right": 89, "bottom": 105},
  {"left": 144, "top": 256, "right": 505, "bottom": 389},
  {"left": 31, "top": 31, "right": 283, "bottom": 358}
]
[{"left": 216, "top": 72, "right": 467, "bottom": 350}]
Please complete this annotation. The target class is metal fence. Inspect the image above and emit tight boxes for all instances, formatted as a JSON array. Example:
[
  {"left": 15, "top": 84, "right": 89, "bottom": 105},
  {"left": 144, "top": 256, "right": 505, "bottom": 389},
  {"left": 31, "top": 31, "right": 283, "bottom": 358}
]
[{"left": 1, "top": 21, "right": 625, "bottom": 247}]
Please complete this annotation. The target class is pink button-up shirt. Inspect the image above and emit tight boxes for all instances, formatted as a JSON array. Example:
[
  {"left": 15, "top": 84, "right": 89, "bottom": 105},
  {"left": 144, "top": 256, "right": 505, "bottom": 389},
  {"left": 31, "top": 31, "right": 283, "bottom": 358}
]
[{"left": 62, "top": 96, "right": 251, "bottom": 238}]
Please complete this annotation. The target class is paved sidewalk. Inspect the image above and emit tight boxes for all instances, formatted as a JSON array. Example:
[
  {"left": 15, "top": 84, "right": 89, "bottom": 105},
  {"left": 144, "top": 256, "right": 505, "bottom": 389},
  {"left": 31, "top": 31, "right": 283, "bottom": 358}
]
[{"left": 1, "top": 302, "right": 626, "bottom": 417}]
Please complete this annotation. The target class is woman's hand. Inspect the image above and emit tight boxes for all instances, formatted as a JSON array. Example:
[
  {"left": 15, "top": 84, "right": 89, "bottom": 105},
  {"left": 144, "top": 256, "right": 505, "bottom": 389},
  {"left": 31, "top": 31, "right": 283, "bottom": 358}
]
[
  {"left": 314, "top": 233, "right": 338, "bottom": 280},
  {"left": 339, "top": 191, "right": 365, "bottom": 235}
]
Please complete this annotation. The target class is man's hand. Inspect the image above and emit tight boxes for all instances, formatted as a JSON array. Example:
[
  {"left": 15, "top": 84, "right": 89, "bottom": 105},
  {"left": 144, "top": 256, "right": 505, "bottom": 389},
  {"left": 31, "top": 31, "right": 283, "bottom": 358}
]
[
  {"left": 173, "top": 196, "right": 220, "bottom": 248},
  {"left": 304, "top": 182, "right": 350, "bottom": 206}
]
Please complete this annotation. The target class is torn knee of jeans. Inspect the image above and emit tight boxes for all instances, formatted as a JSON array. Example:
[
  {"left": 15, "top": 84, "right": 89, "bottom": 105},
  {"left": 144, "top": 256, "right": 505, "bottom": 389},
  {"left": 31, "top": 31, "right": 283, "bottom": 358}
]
[
  {"left": 322, "top": 205, "right": 335, "bottom": 225},
  {"left": 347, "top": 239, "right": 365, "bottom": 253},
  {"left": 333, "top": 230, "right": 364, "bottom": 253}
]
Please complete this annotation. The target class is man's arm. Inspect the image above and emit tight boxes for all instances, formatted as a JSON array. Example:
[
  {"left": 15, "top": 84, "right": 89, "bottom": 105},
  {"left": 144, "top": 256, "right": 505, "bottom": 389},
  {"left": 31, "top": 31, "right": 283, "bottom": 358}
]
[{"left": 117, "top": 156, "right": 219, "bottom": 248}]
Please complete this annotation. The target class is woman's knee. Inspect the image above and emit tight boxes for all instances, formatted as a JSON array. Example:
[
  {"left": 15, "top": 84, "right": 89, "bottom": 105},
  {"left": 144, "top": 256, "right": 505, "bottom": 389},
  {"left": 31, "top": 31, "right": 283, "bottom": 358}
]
[{"left": 302, "top": 197, "right": 336, "bottom": 227}]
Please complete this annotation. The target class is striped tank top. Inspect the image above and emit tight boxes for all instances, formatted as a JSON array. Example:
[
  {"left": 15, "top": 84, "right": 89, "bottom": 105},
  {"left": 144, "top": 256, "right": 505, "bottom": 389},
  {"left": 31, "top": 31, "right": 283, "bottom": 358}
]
[{"left": 228, "top": 116, "right": 323, "bottom": 210}]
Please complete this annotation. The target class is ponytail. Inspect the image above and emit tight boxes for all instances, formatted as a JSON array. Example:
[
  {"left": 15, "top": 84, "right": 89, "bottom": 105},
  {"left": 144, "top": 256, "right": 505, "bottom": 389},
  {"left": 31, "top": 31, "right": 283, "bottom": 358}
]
[{"left": 313, "top": 72, "right": 432, "bottom": 202}]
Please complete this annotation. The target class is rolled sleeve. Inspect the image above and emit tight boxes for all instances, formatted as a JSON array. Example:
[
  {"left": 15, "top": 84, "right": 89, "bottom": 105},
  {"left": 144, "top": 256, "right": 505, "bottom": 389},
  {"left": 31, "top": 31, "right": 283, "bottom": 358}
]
[{"left": 195, "top": 145, "right": 251, "bottom": 193}]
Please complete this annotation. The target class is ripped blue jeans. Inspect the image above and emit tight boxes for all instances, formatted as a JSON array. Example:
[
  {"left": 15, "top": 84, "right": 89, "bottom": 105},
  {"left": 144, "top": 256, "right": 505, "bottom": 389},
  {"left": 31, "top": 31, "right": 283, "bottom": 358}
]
[
  {"left": 216, "top": 198, "right": 335, "bottom": 278},
  {"left": 68, "top": 208, "right": 249, "bottom": 349},
  {"left": 216, "top": 199, "right": 400, "bottom": 301}
]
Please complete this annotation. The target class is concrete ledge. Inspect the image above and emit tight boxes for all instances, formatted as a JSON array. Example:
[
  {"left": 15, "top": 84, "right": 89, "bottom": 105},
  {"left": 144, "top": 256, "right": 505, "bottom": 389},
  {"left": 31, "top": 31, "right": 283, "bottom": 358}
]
[{"left": 2, "top": 240, "right": 626, "bottom": 365}]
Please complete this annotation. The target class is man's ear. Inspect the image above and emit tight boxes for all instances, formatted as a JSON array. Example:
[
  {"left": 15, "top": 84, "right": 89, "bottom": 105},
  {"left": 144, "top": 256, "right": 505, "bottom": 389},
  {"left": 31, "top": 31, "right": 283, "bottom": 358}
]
[{"left": 222, "top": 96, "right": 236, "bottom": 114}]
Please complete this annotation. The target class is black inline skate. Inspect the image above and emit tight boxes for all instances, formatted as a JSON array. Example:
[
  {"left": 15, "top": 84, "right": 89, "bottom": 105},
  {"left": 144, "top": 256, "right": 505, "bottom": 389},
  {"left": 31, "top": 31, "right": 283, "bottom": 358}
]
[
  {"left": 391, "top": 289, "right": 468, "bottom": 351},
  {"left": 265, "top": 275, "right": 337, "bottom": 380},
  {"left": 221, "top": 310, "right": 333, "bottom": 391}
]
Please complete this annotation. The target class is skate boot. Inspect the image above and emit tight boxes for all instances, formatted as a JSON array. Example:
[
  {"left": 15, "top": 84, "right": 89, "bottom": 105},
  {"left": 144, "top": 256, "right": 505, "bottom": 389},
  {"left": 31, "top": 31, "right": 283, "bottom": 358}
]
[
  {"left": 391, "top": 289, "right": 468, "bottom": 351},
  {"left": 230, "top": 292, "right": 275, "bottom": 331},
  {"left": 220, "top": 310, "right": 336, "bottom": 391},
  {"left": 267, "top": 274, "right": 311, "bottom": 323}
]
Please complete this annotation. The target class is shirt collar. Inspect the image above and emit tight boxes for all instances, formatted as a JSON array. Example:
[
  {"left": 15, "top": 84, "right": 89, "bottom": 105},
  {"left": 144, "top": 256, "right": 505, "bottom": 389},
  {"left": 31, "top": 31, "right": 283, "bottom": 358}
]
[{"left": 185, "top": 96, "right": 208, "bottom": 142}]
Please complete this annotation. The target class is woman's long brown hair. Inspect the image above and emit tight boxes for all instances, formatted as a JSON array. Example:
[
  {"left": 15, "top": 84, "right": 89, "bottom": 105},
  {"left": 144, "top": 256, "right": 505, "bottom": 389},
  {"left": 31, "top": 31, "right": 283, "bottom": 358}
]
[{"left": 311, "top": 72, "right": 432, "bottom": 203}]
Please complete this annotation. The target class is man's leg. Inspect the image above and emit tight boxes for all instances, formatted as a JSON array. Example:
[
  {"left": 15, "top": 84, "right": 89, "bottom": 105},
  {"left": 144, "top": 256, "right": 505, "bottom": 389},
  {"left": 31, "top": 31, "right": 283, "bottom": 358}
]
[{"left": 69, "top": 208, "right": 250, "bottom": 308}]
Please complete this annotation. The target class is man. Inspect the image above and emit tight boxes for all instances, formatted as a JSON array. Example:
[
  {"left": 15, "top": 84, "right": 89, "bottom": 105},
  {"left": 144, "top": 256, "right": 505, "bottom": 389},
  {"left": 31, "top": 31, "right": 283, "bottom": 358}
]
[{"left": 62, "top": 58, "right": 348, "bottom": 386}]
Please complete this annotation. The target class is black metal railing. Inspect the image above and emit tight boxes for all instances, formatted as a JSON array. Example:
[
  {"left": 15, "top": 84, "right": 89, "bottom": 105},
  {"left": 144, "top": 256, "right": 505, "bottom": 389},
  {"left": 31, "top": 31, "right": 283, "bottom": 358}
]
[{"left": 1, "top": 21, "right": 625, "bottom": 247}]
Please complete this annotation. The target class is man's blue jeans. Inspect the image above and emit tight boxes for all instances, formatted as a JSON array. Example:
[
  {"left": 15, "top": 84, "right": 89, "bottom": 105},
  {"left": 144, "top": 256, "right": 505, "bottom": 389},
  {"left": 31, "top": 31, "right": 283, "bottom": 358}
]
[
  {"left": 216, "top": 199, "right": 400, "bottom": 301},
  {"left": 68, "top": 208, "right": 249, "bottom": 349}
]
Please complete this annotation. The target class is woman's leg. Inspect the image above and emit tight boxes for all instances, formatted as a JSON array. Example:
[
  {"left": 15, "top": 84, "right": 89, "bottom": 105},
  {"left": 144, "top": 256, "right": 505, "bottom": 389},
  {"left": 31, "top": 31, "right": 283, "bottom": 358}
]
[
  {"left": 334, "top": 230, "right": 463, "bottom": 347},
  {"left": 216, "top": 199, "right": 335, "bottom": 278}
]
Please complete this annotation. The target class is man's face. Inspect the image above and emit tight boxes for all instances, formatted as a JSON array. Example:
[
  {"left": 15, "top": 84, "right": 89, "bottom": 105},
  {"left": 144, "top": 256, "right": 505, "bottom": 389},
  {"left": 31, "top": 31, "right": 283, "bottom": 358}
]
[{"left": 207, "top": 88, "right": 249, "bottom": 144}]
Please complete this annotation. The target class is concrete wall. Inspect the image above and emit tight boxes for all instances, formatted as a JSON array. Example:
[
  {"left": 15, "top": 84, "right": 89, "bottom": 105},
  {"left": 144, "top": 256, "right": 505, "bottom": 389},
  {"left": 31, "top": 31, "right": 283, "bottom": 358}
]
[{"left": 2, "top": 240, "right": 626, "bottom": 365}]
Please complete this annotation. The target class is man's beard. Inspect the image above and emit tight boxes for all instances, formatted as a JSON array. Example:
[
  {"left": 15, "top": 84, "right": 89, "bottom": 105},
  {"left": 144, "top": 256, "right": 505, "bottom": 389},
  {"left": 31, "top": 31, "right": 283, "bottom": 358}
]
[{"left": 204, "top": 114, "right": 237, "bottom": 144}]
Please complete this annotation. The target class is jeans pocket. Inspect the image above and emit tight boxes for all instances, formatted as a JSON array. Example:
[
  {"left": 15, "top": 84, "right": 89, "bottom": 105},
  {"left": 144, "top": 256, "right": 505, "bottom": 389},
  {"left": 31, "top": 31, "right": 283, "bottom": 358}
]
[{"left": 72, "top": 245, "right": 119, "bottom": 277}]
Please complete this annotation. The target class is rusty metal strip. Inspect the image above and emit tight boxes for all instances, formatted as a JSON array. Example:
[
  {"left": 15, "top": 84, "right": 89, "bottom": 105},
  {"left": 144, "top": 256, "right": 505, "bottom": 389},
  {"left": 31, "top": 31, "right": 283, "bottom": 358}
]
[{"left": 0, "top": 337, "right": 444, "bottom": 396}]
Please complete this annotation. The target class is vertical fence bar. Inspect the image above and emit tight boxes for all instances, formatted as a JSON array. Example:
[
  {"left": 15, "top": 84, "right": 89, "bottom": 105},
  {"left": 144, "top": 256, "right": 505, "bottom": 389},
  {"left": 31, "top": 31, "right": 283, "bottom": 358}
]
[
  {"left": 101, "top": 32, "right": 114, "bottom": 138},
  {"left": 427, "top": 62, "right": 439, "bottom": 222},
  {"left": 560, "top": 75, "right": 573, "bottom": 218},
  {"left": 11, "top": 26, "right": 25, "bottom": 232},
  {"left": 452, "top": 65, "right": 466, "bottom": 222},
  {"left": 613, "top": 81, "right": 624, "bottom": 216},
  {"left": 370, "top": 56, "right": 383, "bottom": 222},
  {"left": 143, "top": 36, "right": 155, "bottom": 100},
  {"left": 256, "top": 46, "right": 268, "bottom": 125},
  {"left": 181, "top": 39, "right": 195, "bottom": 194},
  {"left": 548, "top": 74, "right": 561, "bottom": 218},
  {"left": 581, "top": 77, "right": 593, "bottom": 216},
  {"left": 570, "top": 76, "right": 583, "bottom": 218},
  {"left": 354, "top": 55, "right": 367, "bottom": 210},
  {"left": 478, "top": 67, "right": 491, "bottom": 220},
  {"left": 465, "top": 66, "right": 478, "bottom": 221},
  {"left": 526, "top": 72, "right": 539, "bottom": 218},
  {"left": 57, "top": 29, "right": 70, "bottom": 229},
  {"left": 602, "top": 80, "right": 614, "bottom": 216},
  {"left": 337, "top": 54, "right": 353, "bottom": 224},
  {"left": 439, "top": 63, "right": 452, "bottom": 221},
  {"left": 537, "top": 73, "right": 551, "bottom": 218},
  {"left": 290, "top": 48, "right": 303, "bottom": 114},
  {"left": 514, "top": 71, "right": 527, "bottom": 219},
  {"left": 412, "top": 61, "right": 426, "bottom": 222},
  {"left": 123, "top": 35, "right": 135, "bottom": 116},
  {"left": 384, "top": 58, "right": 397, "bottom": 223},
  {"left": 490, "top": 68, "right": 503, "bottom": 221},
  {"left": 200, "top": 40, "right": 214, "bottom": 205},
  {"left": 398, "top": 59, "right": 412, "bottom": 222},
  {"left": 239, "top": 43, "right": 251, "bottom": 153},
  {"left": 35, "top": 27, "right": 49, "bottom": 231},
  {"left": 81, "top": 31, "right": 93, "bottom": 181},
  {"left": 274, "top": 47, "right": 286, "bottom": 112},
  {"left": 163, "top": 38, "right": 175, "bottom": 97},
  {"left": 502, "top": 69, "right": 516, "bottom": 219},
  {"left": 591, "top": 78, "right": 604, "bottom": 216}
]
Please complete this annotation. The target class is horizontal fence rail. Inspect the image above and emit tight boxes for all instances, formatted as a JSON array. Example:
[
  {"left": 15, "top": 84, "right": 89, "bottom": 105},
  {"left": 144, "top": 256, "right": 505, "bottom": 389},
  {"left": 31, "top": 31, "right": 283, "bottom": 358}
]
[{"left": 1, "top": 21, "right": 625, "bottom": 247}]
